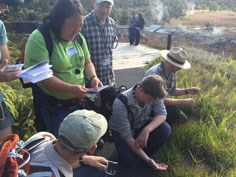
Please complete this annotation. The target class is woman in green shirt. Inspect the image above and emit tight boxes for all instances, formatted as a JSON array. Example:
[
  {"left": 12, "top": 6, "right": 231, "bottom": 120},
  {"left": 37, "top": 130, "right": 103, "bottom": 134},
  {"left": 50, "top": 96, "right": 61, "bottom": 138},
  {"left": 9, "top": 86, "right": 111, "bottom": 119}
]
[{"left": 24, "top": 0, "right": 103, "bottom": 137}]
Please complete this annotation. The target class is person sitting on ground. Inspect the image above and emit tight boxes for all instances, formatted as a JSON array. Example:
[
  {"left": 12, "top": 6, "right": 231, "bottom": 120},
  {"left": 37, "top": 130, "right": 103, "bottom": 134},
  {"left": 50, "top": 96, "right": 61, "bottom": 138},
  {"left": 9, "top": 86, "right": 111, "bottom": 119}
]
[
  {"left": 145, "top": 47, "right": 201, "bottom": 124},
  {"left": 1, "top": 109, "right": 110, "bottom": 177},
  {"left": 109, "top": 75, "right": 171, "bottom": 171}
]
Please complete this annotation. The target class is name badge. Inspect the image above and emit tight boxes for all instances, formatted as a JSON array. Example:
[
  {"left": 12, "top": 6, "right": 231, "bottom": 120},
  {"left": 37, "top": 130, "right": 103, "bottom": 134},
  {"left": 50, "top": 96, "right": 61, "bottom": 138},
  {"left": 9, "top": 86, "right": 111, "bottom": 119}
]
[
  {"left": 103, "top": 58, "right": 111, "bottom": 66},
  {"left": 66, "top": 46, "right": 78, "bottom": 57}
]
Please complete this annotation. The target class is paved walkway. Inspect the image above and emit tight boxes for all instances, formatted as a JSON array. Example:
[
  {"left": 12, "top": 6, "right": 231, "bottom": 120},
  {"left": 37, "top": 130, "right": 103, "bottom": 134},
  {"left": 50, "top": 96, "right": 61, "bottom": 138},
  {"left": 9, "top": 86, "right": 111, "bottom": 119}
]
[
  {"left": 96, "top": 43, "right": 161, "bottom": 177},
  {"left": 113, "top": 43, "right": 160, "bottom": 88}
]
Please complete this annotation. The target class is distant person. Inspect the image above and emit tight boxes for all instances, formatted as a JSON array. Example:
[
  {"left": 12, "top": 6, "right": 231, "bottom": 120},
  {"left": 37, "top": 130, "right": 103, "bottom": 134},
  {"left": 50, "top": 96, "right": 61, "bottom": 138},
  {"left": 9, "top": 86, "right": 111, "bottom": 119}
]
[
  {"left": 24, "top": 0, "right": 102, "bottom": 136},
  {"left": 0, "top": 20, "right": 21, "bottom": 141},
  {"left": 81, "top": 0, "right": 117, "bottom": 86},
  {"left": 134, "top": 12, "right": 145, "bottom": 46},
  {"left": 109, "top": 75, "right": 171, "bottom": 171},
  {"left": 145, "top": 47, "right": 201, "bottom": 124},
  {"left": 128, "top": 12, "right": 137, "bottom": 45}
]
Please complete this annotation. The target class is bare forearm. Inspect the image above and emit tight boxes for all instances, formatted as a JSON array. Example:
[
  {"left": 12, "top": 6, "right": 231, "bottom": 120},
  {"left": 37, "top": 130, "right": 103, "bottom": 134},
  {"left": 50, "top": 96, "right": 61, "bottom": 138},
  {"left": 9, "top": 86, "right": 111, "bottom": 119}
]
[
  {"left": 40, "top": 76, "right": 87, "bottom": 98},
  {"left": 84, "top": 60, "right": 97, "bottom": 81},
  {"left": 0, "top": 45, "right": 10, "bottom": 60},
  {"left": 125, "top": 139, "right": 151, "bottom": 163},
  {"left": 164, "top": 98, "right": 186, "bottom": 106},
  {"left": 41, "top": 76, "right": 74, "bottom": 92}
]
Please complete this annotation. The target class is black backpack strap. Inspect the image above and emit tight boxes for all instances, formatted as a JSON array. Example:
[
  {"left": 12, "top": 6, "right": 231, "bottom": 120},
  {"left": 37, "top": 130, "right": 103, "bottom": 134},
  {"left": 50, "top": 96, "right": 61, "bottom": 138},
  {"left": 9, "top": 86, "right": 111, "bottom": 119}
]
[
  {"left": 38, "top": 25, "right": 53, "bottom": 58},
  {"left": 117, "top": 94, "right": 135, "bottom": 129},
  {"left": 75, "top": 33, "right": 83, "bottom": 46}
]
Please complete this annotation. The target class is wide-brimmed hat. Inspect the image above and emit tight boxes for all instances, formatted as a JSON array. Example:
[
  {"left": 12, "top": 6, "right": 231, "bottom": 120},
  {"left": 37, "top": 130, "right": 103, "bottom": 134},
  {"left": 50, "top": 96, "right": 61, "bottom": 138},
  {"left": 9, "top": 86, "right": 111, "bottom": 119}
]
[
  {"left": 161, "top": 47, "right": 191, "bottom": 69},
  {"left": 59, "top": 110, "right": 107, "bottom": 153},
  {"left": 95, "top": 0, "right": 114, "bottom": 5}
]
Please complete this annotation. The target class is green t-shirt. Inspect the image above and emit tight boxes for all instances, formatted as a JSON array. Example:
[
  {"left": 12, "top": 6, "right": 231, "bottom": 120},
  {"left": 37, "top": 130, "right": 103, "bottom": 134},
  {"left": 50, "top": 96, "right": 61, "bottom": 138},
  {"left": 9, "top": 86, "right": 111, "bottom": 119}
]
[{"left": 24, "top": 29, "right": 90, "bottom": 100}]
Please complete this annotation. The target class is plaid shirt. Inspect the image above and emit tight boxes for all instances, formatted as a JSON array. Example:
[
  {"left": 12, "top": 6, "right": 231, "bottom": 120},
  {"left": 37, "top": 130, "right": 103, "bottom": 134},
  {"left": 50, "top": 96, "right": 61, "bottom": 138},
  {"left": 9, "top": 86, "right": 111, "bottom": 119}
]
[
  {"left": 145, "top": 62, "right": 177, "bottom": 95},
  {"left": 109, "top": 86, "right": 166, "bottom": 139},
  {"left": 81, "top": 11, "right": 116, "bottom": 86}
]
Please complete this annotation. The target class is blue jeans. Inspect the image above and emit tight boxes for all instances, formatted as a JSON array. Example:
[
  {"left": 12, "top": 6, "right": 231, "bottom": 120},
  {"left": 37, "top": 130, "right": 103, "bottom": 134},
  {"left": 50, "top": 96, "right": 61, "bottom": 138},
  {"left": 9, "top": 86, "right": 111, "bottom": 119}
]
[
  {"left": 0, "top": 92, "right": 13, "bottom": 130},
  {"left": 41, "top": 101, "right": 78, "bottom": 137},
  {"left": 73, "top": 166, "right": 107, "bottom": 177},
  {"left": 129, "top": 27, "right": 136, "bottom": 44},
  {"left": 111, "top": 122, "right": 171, "bottom": 168}
]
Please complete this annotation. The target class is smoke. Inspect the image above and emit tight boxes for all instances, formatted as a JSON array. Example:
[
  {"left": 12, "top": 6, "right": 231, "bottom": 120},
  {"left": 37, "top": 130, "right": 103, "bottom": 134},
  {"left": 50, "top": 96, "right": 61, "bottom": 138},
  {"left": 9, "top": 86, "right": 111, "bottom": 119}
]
[
  {"left": 186, "top": 2, "right": 196, "bottom": 15},
  {"left": 150, "top": 0, "right": 169, "bottom": 22},
  {"left": 150, "top": 0, "right": 196, "bottom": 22}
]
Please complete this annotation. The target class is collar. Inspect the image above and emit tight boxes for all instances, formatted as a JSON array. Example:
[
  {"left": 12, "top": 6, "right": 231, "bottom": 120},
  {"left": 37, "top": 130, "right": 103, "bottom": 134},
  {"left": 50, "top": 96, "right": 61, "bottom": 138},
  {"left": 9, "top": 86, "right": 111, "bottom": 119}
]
[
  {"left": 44, "top": 141, "right": 73, "bottom": 177},
  {"left": 90, "top": 11, "right": 110, "bottom": 26}
]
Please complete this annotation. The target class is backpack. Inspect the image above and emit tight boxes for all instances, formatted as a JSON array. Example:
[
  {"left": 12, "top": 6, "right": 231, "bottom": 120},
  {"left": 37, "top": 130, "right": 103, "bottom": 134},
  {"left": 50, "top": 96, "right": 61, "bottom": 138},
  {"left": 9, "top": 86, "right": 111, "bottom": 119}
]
[
  {"left": 0, "top": 132, "right": 62, "bottom": 177},
  {"left": 89, "top": 85, "right": 133, "bottom": 141}
]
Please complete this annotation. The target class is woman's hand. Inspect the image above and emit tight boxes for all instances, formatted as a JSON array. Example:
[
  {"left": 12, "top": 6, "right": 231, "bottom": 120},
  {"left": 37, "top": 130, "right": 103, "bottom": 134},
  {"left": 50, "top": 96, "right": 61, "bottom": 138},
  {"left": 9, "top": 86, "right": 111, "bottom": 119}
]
[
  {"left": 70, "top": 85, "right": 87, "bottom": 98},
  {"left": 90, "top": 76, "right": 103, "bottom": 88}
]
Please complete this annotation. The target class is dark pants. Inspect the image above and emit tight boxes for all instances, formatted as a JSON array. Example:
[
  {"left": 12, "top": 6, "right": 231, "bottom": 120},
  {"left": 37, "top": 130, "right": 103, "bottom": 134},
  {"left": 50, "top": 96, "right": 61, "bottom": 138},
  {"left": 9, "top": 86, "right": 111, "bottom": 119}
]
[
  {"left": 111, "top": 122, "right": 171, "bottom": 168},
  {"left": 0, "top": 92, "right": 13, "bottom": 130},
  {"left": 32, "top": 86, "right": 91, "bottom": 137},
  {"left": 166, "top": 106, "right": 188, "bottom": 125},
  {"left": 135, "top": 29, "right": 141, "bottom": 45},
  {"left": 73, "top": 166, "right": 107, "bottom": 177},
  {"left": 129, "top": 27, "right": 136, "bottom": 45}
]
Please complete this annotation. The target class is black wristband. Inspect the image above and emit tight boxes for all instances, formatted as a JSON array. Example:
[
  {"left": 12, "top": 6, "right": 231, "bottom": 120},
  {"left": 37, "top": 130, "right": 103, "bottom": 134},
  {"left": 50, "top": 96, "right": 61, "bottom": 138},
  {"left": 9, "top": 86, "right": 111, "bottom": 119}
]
[
  {"left": 185, "top": 89, "right": 188, "bottom": 94},
  {"left": 89, "top": 75, "right": 96, "bottom": 83}
]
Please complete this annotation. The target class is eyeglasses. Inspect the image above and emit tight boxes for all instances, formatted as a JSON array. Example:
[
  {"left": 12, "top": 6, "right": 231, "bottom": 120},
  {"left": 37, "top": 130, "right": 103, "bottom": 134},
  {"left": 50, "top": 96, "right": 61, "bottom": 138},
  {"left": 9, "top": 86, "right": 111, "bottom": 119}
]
[{"left": 105, "top": 161, "right": 118, "bottom": 175}]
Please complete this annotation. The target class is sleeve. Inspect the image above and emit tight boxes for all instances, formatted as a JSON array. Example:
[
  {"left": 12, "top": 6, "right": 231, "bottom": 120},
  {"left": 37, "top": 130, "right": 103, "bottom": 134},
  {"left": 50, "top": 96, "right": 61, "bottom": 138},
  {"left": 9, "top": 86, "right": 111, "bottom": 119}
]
[
  {"left": 24, "top": 30, "right": 49, "bottom": 68},
  {"left": 153, "top": 99, "right": 167, "bottom": 116},
  {"left": 144, "top": 65, "right": 157, "bottom": 77},
  {"left": 0, "top": 21, "right": 8, "bottom": 46},
  {"left": 109, "top": 98, "right": 133, "bottom": 139}
]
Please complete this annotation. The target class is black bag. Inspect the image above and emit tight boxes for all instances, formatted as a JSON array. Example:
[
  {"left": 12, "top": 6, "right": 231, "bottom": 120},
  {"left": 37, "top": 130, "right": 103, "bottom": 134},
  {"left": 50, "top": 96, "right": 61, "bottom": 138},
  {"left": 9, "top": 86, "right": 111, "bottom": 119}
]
[
  {"left": 89, "top": 85, "right": 131, "bottom": 142},
  {"left": 92, "top": 85, "right": 129, "bottom": 120}
]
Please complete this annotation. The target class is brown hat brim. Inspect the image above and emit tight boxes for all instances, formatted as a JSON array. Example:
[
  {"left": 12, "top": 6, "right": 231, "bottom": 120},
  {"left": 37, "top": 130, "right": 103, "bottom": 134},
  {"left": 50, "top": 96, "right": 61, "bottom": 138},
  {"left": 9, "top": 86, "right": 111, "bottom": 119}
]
[{"left": 160, "top": 50, "right": 191, "bottom": 69}]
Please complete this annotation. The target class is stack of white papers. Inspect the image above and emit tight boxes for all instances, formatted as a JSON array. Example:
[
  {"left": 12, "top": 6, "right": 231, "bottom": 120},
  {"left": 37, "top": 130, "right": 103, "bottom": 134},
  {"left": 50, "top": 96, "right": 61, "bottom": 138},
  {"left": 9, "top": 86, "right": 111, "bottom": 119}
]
[{"left": 17, "top": 60, "right": 53, "bottom": 84}]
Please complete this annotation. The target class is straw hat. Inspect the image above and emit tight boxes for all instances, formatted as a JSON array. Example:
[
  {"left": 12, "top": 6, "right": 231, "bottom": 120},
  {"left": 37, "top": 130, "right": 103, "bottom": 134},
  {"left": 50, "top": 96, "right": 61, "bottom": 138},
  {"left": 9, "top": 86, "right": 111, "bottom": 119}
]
[{"left": 161, "top": 47, "right": 191, "bottom": 69}]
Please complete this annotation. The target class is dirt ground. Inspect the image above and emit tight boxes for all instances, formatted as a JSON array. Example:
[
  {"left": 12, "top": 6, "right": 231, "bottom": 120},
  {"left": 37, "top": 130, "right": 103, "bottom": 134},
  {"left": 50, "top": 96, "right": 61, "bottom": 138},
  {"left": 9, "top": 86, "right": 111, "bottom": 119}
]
[{"left": 169, "top": 10, "right": 236, "bottom": 27}]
